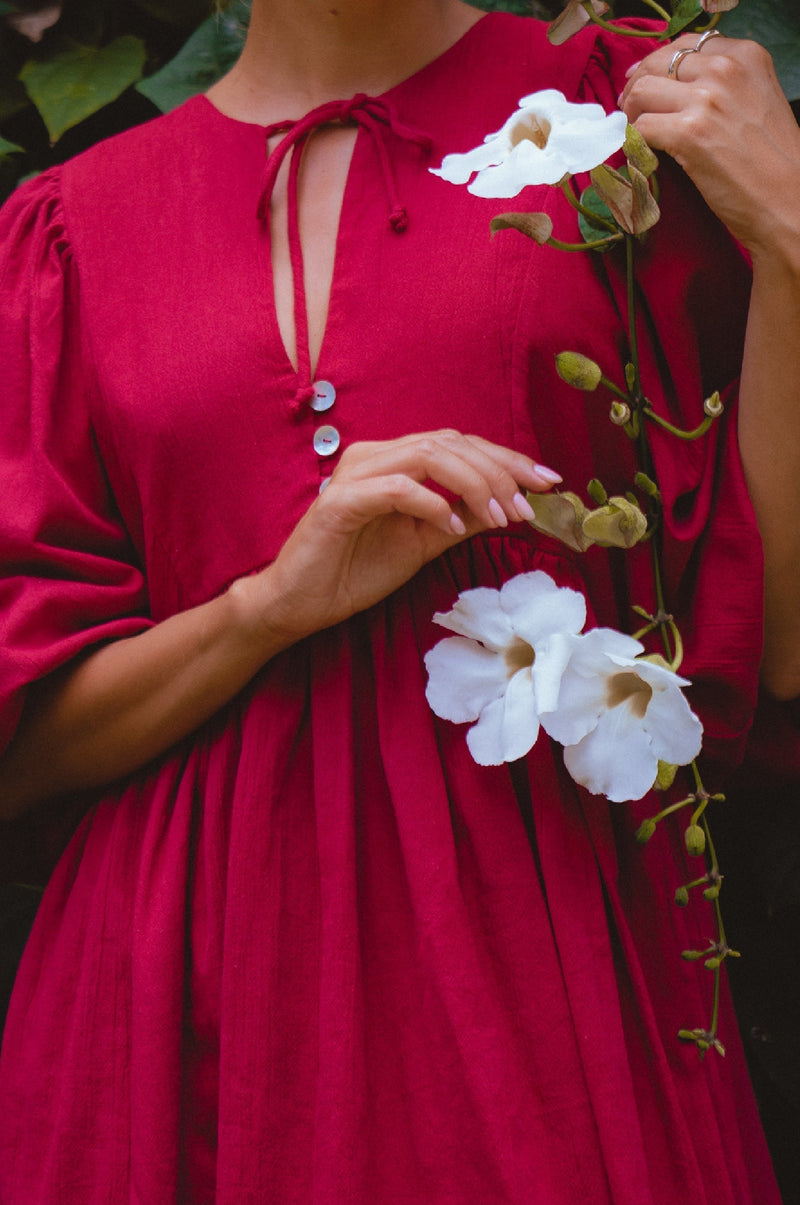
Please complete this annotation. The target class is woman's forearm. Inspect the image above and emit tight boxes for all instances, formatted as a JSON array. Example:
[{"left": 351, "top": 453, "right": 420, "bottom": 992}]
[
  {"left": 0, "top": 431, "right": 554, "bottom": 819},
  {"left": 0, "top": 574, "right": 289, "bottom": 820},
  {"left": 738, "top": 237, "right": 800, "bottom": 700}
]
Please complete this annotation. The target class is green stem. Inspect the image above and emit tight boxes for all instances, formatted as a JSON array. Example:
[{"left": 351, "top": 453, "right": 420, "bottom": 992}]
[
  {"left": 582, "top": 3, "right": 668, "bottom": 38},
  {"left": 642, "top": 408, "right": 714, "bottom": 441},
  {"left": 547, "top": 234, "right": 624, "bottom": 252},
  {"left": 559, "top": 178, "right": 617, "bottom": 233},
  {"left": 626, "top": 237, "right": 641, "bottom": 398},
  {"left": 599, "top": 374, "right": 629, "bottom": 402}
]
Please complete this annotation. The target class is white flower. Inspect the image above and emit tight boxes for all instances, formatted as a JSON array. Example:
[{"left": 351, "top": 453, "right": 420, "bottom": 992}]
[
  {"left": 424, "top": 571, "right": 586, "bottom": 765},
  {"left": 539, "top": 629, "right": 703, "bottom": 802},
  {"left": 430, "top": 90, "right": 628, "bottom": 199}
]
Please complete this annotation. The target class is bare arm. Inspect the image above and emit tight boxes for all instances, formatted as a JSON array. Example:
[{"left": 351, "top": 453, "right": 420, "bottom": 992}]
[
  {"left": 0, "top": 431, "right": 557, "bottom": 819},
  {"left": 622, "top": 35, "right": 800, "bottom": 699}
]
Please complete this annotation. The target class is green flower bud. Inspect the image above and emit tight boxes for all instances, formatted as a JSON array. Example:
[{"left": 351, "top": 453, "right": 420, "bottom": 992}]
[
  {"left": 681, "top": 949, "right": 704, "bottom": 961},
  {"left": 623, "top": 123, "right": 659, "bottom": 178},
  {"left": 684, "top": 824, "right": 706, "bottom": 857},
  {"left": 654, "top": 760, "right": 677, "bottom": 792},
  {"left": 555, "top": 351, "right": 603, "bottom": 391},
  {"left": 582, "top": 496, "right": 648, "bottom": 549},
  {"left": 586, "top": 478, "right": 607, "bottom": 506},
  {"left": 704, "top": 957, "right": 721, "bottom": 971},
  {"left": 674, "top": 886, "right": 689, "bottom": 907},
  {"left": 702, "top": 884, "right": 721, "bottom": 901},
  {"left": 610, "top": 401, "right": 632, "bottom": 426},
  {"left": 635, "top": 817, "right": 657, "bottom": 844}
]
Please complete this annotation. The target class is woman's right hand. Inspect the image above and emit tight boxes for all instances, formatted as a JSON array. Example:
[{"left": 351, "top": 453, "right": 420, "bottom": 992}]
[
  {"left": 237, "top": 430, "right": 561, "bottom": 652},
  {"left": 0, "top": 431, "right": 559, "bottom": 815}
]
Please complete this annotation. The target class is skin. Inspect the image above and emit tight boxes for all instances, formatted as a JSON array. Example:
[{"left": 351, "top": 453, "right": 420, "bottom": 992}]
[{"left": 1, "top": 7, "right": 799, "bottom": 818}]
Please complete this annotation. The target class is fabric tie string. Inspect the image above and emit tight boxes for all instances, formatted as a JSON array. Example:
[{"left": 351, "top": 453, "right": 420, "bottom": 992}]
[{"left": 256, "top": 94, "right": 432, "bottom": 416}]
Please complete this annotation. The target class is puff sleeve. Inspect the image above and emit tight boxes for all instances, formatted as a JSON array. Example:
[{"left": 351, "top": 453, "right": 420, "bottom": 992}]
[{"left": 0, "top": 170, "right": 153, "bottom": 758}]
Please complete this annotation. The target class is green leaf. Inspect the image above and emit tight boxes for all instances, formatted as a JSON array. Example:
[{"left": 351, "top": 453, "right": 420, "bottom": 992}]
[
  {"left": 0, "top": 133, "right": 24, "bottom": 155},
  {"left": 136, "top": 9, "right": 248, "bottom": 113},
  {"left": 720, "top": 0, "right": 800, "bottom": 101},
  {"left": 666, "top": 0, "right": 703, "bottom": 38},
  {"left": 578, "top": 185, "right": 617, "bottom": 245},
  {"left": 18, "top": 36, "right": 146, "bottom": 143}
]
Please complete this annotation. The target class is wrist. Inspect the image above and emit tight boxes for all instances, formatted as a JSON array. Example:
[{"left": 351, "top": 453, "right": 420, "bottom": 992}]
[{"left": 225, "top": 566, "right": 308, "bottom": 661}]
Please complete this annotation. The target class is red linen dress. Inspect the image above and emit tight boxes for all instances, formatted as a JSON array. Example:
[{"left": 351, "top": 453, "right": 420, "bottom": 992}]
[{"left": 0, "top": 13, "right": 782, "bottom": 1203}]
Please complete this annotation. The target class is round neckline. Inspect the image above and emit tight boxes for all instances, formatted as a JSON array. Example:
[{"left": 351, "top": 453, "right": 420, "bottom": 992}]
[{"left": 196, "top": 9, "right": 495, "bottom": 131}]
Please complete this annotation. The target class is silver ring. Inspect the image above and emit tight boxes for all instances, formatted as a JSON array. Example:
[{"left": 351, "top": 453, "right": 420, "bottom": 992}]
[
  {"left": 667, "top": 46, "right": 697, "bottom": 80},
  {"left": 695, "top": 28, "right": 723, "bottom": 52}
]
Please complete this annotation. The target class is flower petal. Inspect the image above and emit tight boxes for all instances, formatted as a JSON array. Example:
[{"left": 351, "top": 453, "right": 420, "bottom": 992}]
[
  {"left": 640, "top": 680, "right": 703, "bottom": 765},
  {"left": 424, "top": 636, "right": 508, "bottom": 723},
  {"left": 563, "top": 706, "right": 659, "bottom": 801},
  {"left": 499, "top": 570, "right": 586, "bottom": 646},
  {"left": 429, "top": 137, "right": 508, "bottom": 186},
  {"left": 466, "top": 667, "right": 540, "bottom": 765},
  {"left": 432, "top": 586, "right": 514, "bottom": 650}
]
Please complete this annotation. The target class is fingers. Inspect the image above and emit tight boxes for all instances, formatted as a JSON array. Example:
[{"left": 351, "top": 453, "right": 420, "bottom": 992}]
[{"left": 331, "top": 430, "right": 561, "bottom": 531}]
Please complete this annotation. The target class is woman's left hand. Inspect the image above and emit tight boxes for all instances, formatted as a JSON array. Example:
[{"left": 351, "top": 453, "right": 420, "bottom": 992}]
[{"left": 620, "top": 32, "right": 800, "bottom": 261}]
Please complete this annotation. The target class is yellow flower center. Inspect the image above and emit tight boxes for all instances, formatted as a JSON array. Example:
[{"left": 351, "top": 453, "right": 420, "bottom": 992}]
[
  {"left": 605, "top": 671, "right": 653, "bottom": 718},
  {"left": 510, "top": 113, "right": 552, "bottom": 151},
  {"left": 504, "top": 638, "right": 535, "bottom": 676}
]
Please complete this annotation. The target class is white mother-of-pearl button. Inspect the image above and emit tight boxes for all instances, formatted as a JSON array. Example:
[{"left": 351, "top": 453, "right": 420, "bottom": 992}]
[
  {"left": 310, "top": 380, "right": 336, "bottom": 413},
  {"left": 313, "top": 425, "right": 341, "bottom": 457}
]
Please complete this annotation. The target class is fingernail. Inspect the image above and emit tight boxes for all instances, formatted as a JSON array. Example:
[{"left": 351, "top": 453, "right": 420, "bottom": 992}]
[
  {"left": 534, "top": 464, "right": 563, "bottom": 485},
  {"left": 625, "top": 60, "right": 642, "bottom": 78},
  {"left": 513, "top": 491, "right": 536, "bottom": 522},
  {"left": 449, "top": 512, "right": 466, "bottom": 536},
  {"left": 488, "top": 498, "right": 508, "bottom": 528}
]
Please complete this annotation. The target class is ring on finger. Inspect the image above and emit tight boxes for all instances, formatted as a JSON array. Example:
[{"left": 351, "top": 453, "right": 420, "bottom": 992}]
[
  {"left": 667, "top": 45, "right": 697, "bottom": 80},
  {"left": 695, "top": 28, "right": 723, "bottom": 52}
]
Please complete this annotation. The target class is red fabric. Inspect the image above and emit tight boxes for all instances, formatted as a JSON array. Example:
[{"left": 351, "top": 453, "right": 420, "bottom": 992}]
[{"left": 0, "top": 14, "right": 781, "bottom": 1202}]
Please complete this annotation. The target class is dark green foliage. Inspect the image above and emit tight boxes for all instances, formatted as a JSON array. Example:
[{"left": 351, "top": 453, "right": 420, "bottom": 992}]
[{"left": 1, "top": 0, "right": 797, "bottom": 202}]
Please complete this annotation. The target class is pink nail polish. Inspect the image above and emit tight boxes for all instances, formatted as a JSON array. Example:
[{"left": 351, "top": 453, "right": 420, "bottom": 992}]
[
  {"left": 534, "top": 464, "right": 563, "bottom": 485},
  {"left": 513, "top": 492, "right": 536, "bottom": 522},
  {"left": 488, "top": 498, "right": 508, "bottom": 528},
  {"left": 449, "top": 513, "right": 466, "bottom": 536}
]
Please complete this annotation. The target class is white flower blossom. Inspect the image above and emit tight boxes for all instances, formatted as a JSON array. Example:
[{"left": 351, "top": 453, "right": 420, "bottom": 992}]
[
  {"left": 539, "top": 629, "right": 703, "bottom": 802},
  {"left": 430, "top": 90, "right": 628, "bottom": 199},
  {"left": 424, "top": 571, "right": 586, "bottom": 766}
]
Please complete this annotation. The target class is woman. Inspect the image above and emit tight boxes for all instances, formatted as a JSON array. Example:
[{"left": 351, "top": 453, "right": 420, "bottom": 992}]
[{"left": 0, "top": 0, "right": 798, "bottom": 1199}]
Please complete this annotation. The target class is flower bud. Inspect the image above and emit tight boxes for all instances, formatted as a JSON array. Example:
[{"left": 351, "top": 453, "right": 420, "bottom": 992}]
[
  {"left": 526, "top": 490, "right": 594, "bottom": 552},
  {"left": 704, "top": 956, "right": 721, "bottom": 971},
  {"left": 586, "top": 478, "right": 607, "bottom": 506},
  {"left": 684, "top": 823, "right": 706, "bottom": 857},
  {"left": 610, "top": 401, "right": 631, "bottom": 426},
  {"left": 674, "top": 886, "right": 689, "bottom": 907},
  {"left": 703, "top": 391, "right": 724, "bottom": 418},
  {"left": 555, "top": 351, "right": 603, "bottom": 391},
  {"left": 635, "top": 817, "right": 657, "bottom": 844},
  {"left": 582, "top": 496, "right": 648, "bottom": 549},
  {"left": 702, "top": 884, "right": 721, "bottom": 901},
  {"left": 681, "top": 949, "right": 704, "bottom": 961},
  {"left": 654, "top": 760, "right": 677, "bottom": 791},
  {"left": 590, "top": 162, "right": 660, "bottom": 236},
  {"left": 623, "top": 124, "right": 659, "bottom": 178}
]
